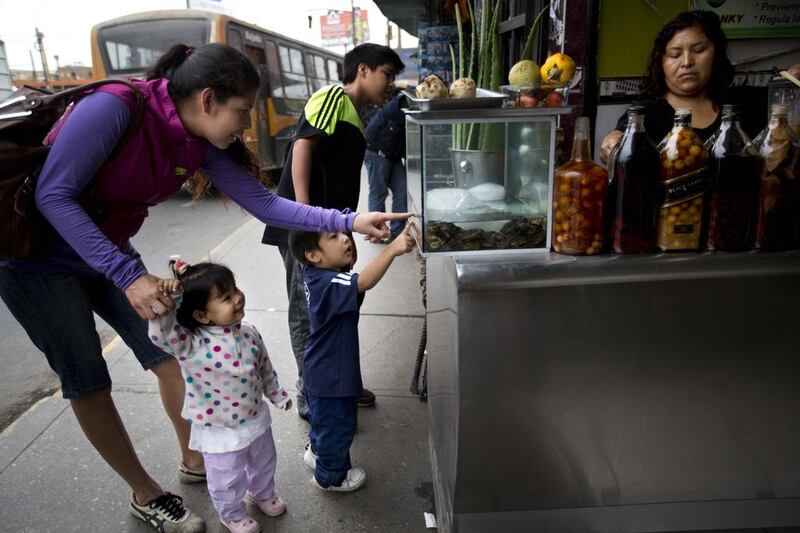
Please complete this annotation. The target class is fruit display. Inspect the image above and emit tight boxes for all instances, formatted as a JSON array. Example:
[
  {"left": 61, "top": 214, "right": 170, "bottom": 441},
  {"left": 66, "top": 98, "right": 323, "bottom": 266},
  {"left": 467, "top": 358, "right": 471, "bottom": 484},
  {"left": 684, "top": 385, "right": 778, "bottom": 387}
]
[
  {"left": 611, "top": 105, "right": 660, "bottom": 253},
  {"left": 655, "top": 108, "right": 709, "bottom": 251},
  {"left": 552, "top": 117, "right": 608, "bottom": 255},
  {"left": 752, "top": 104, "right": 800, "bottom": 250},
  {"left": 704, "top": 105, "right": 761, "bottom": 251},
  {"left": 540, "top": 53, "right": 576, "bottom": 84},
  {"left": 415, "top": 74, "right": 449, "bottom": 100}
]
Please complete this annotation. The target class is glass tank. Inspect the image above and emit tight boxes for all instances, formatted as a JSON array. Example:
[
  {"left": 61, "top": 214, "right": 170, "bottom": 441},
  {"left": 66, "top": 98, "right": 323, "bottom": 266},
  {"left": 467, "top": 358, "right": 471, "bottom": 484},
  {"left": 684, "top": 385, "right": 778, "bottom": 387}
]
[{"left": 405, "top": 108, "right": 566, "bottom": 254}]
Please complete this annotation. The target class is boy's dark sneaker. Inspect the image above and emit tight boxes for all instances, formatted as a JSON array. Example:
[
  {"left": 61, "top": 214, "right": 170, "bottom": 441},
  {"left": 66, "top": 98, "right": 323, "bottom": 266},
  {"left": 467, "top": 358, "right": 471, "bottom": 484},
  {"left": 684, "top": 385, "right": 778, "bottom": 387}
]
[
  {"left": 358, "top": 388, "right": 376, "bottom": 407},
  {"left": 129, "top": 492, "right": 205, "bottom": 532}
]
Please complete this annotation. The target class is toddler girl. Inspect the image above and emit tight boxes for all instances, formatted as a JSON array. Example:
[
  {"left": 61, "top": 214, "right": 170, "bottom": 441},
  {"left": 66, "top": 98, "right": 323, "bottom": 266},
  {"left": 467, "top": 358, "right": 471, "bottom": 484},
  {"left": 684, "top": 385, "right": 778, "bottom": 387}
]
[{"left": 148, "top": 258, "right": 291, "bottom": 533}]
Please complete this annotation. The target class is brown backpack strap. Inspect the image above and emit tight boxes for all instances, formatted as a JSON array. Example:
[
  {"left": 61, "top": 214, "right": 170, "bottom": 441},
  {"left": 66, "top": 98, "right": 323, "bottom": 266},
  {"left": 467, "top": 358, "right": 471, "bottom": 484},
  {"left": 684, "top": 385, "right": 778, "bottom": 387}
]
[{"left": 19, "top": 79, "right": 145, "bottom": 150}]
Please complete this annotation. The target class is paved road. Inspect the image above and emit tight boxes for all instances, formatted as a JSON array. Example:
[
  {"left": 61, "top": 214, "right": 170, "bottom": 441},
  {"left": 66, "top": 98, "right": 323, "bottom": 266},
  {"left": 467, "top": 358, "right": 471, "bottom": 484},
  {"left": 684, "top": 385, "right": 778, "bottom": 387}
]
[{"left": 0, "top": 190, "right": 252, "bottom": 431}]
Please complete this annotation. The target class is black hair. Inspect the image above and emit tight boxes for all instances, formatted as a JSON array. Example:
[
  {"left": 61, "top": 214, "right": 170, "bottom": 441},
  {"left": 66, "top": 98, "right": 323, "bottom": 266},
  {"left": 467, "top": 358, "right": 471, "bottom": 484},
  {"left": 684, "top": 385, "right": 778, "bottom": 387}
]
[
  {"left": 342, "top": 43, "right": 405, "bottom": 84},
  {"left": 147, "top": 43, "right": 266, "bottom": 199},
  {"left": 174, "top": 262, "right": 237, "bottom": 331},
  {"left": 288, "top": 230, "right": 322, "bottom": 267},
  {"left": 642, "top": 10, "right": 734, "bottom": 107}
]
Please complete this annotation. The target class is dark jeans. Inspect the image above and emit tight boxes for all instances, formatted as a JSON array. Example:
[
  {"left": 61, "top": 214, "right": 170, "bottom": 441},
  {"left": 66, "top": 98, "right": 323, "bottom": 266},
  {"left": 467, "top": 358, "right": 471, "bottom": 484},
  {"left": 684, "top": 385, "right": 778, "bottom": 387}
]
[
  {"left": 364, "top": 150, "right": 408, "bottom": 237},
  {"left": 306, "top": 393, "right": 359, "bottom": 487},
  {"left": 277, "top": 244, "right": 309, "bottom": 408},
  {"left": 0, "top": 266, "right": 172, "bottom": 399}
]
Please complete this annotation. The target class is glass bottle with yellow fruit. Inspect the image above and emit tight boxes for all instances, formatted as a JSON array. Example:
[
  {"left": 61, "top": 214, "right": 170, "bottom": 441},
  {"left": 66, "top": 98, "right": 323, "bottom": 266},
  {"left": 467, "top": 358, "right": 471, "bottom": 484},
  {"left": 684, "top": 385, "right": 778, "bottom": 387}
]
[
  {"left": 551, "top": 117, "right": 608, "bottom": 255},
  {"left": 655, "top": 108, "right": 709, "bottom": 251}
]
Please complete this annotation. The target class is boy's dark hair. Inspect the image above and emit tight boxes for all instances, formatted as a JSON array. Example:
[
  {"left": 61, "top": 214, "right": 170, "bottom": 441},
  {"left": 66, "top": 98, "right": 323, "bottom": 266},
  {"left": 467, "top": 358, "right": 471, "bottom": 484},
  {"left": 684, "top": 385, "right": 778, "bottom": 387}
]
[
  {"left": 147, "top": 43, "right": 264, "bottom": 196},
  {"left": 342, "top": 43, "right": 405, "bottom": 84},
  {"left": 288, "top": 230, "right": 322, "bottom": 267},
  {"left": 642, "top": 10, "right": 733, "bottom": 106},
  {"left": 174, "top": 262, "right": 237, "bottom": 330}
]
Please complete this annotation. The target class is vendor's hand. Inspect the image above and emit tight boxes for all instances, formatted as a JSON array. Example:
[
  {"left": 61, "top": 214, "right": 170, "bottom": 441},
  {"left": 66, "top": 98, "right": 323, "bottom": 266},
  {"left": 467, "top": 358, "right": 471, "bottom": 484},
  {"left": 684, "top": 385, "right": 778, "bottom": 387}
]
[
  {"left": 282, "top": 399, "right": 293, "bottom": 411},
  {"left": 125, "top": 273, "right": 176, "bottom": 320},
  {"left": 388, "top": 222, "right": 415, "bottom": 256},
  {"left": 157, "top": 278, "right": 182, "bottom": 296},
  {"left": 599, "top": 130, "right": 623, "bottom": 165},
  {"left": 353, "top": 212, "right": 415, "bottom": 240}
]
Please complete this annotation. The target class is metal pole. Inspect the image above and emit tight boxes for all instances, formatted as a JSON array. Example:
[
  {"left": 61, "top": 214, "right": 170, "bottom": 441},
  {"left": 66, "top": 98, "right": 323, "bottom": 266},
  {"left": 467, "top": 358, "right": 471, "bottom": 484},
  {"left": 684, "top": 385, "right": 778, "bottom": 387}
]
[
  {"left": 397, "top": 23, "right": 402, "bottom": 48},
  {"left": 29, "top": 49, "right": 37, "bottom": 80},
  {"left": 35, "top": 28, "right": 52, "bottom": 90}
]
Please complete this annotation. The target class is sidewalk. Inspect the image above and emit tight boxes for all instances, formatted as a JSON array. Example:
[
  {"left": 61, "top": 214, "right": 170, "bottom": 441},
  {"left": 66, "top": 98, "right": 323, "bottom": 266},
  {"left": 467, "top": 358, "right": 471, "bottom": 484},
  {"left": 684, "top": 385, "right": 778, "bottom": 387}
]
[{"left": 0, "top": 190, "right": 433, "bottom": 532}]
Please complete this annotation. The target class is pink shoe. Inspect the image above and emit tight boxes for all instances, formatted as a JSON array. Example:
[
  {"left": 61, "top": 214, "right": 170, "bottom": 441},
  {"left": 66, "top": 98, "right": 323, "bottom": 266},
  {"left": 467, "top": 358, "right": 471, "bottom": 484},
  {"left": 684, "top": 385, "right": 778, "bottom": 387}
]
[
  {"left": 221, "top": 515, "right": 260, "bottom": 533},
  {"left": 245, "top": 492, "right": 287, "bottom": 517}
]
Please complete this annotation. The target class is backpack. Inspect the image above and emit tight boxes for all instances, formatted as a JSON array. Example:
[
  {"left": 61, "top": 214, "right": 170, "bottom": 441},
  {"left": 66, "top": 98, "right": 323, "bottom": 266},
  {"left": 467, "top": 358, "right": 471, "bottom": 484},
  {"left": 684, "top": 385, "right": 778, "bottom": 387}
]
[{"left": 0, "top": 79, "right": 144, "bottom": 260}]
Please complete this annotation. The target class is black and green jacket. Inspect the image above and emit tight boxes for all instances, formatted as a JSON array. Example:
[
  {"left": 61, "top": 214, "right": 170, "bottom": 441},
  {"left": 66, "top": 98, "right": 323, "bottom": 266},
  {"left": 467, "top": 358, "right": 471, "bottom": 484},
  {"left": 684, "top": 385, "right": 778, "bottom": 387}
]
[{"left": 262, "top": 85, "right": 366, "bottom": 246}]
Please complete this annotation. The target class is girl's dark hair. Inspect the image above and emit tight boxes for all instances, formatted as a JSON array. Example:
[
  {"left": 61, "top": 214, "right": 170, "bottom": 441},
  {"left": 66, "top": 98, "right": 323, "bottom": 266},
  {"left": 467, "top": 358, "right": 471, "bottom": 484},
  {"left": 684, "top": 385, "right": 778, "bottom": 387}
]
[
  {"left": 288, "top": 230, "right": 322, "bottom": 266},
  {"left": 342, "top": 43, "right": 405, "bottom": 84},
  {"left": 147, "top": 43, "right": 267, "bottom": 200},
  {"left": 642, "top": 10, "right": 734, "bottom": 106},
  {"left": 174, "top": 262, "right": 237, "bottom": 331}
]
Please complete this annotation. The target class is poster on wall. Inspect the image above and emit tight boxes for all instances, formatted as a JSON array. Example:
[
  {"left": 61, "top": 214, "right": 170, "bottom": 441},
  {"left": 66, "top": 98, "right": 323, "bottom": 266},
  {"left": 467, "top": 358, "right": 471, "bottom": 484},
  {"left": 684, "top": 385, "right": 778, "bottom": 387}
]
[{"left": 694, "top": 0, "right": 800, "bottom": 38}]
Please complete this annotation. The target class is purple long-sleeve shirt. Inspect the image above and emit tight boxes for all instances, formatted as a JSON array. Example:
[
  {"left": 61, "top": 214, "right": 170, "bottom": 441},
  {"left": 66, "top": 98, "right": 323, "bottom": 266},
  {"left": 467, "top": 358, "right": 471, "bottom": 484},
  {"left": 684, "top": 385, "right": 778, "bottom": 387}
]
[{"left": 15, "top": 92, "right": 356, "bottom": 290}]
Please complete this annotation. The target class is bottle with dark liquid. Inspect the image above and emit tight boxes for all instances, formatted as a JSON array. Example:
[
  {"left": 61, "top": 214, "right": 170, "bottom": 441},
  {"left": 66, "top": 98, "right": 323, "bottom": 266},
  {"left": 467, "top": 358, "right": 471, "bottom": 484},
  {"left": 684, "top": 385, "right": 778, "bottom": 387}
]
[
  {"left": 611, "top": 105, "right": 660, "bottom": 253},
  {"left": 752, "top": 103, "right": 800, "bottom": 250},
  {"left": 551, "top": 117, "right": 608, "bottom": 255},
  {"left": 656, "top": 108, "right": 709, "bottom": 251},
  {"left": 704, "top": 104, "right": 760, "bottom": 251}
]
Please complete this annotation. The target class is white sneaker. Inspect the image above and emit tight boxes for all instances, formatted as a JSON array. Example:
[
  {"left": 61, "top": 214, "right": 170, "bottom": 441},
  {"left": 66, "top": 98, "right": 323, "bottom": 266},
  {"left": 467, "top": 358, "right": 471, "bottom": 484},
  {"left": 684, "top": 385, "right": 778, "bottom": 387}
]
[
  {"left": 129, "top": 492, "right": 206, "bottom": 532},
  {"left": 303, "top": 444, "right": 317, "bottom": 470},
  {"left": 311, "top": 467, "right": 366, "bottom": 492}
]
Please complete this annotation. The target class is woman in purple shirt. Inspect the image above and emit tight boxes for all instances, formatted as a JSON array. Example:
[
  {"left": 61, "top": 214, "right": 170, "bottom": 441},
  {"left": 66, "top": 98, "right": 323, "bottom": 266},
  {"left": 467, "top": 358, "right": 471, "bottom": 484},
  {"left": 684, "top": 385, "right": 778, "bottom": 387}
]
[{"left": 0, "top": 43, "right": 408, "bottom": 532}]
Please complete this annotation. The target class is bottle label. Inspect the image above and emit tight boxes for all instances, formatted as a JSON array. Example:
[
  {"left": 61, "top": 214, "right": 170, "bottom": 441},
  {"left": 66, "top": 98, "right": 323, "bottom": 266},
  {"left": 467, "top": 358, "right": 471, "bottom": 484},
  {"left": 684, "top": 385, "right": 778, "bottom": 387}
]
[{"left": 656, "top": 167, "right": 707, "bottom": 207}]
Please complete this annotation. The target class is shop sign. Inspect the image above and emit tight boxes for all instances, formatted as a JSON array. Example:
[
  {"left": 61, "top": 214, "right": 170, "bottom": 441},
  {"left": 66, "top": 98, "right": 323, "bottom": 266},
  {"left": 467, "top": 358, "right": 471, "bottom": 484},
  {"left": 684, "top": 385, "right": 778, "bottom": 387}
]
[
  {"left": 694, "top": 0, "right": 800, "bottom": 38},
  {"left": 320, "top": 9, "right": 370, "bottom": 46}
]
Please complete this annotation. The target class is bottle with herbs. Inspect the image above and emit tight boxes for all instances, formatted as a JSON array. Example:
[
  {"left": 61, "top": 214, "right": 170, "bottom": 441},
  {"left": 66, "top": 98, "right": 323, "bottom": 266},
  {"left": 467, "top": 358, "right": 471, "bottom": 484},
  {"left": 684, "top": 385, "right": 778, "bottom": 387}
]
[
  {"left": 655, "top": 108, "right": 709, "bottom": 251},
  {"left": 752, "top": 103, "right": 800, "bottom": 251},
  {"left": 551, "top": 117, "right": 608, "bottom": 255}
]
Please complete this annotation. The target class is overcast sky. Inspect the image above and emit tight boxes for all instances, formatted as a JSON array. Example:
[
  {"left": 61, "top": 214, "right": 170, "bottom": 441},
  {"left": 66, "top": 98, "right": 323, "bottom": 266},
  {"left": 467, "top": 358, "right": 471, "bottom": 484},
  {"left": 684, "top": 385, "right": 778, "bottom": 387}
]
[{"left": 0, "top": 0, "right": 417, "bottom": 71}]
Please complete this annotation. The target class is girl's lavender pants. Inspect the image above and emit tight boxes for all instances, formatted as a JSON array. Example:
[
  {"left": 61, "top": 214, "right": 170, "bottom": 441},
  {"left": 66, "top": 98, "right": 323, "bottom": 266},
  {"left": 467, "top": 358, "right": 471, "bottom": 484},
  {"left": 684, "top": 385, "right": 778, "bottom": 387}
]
[{"left": 202, "top": 427, "right": 278, "bottom": 521}]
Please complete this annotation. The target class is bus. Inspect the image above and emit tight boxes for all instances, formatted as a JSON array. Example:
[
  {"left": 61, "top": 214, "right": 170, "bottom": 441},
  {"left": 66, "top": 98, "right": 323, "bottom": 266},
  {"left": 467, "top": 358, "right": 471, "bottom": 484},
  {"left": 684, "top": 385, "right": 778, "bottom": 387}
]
[{"left": 91, "top": 10, "right": 343, "bottom": 174}]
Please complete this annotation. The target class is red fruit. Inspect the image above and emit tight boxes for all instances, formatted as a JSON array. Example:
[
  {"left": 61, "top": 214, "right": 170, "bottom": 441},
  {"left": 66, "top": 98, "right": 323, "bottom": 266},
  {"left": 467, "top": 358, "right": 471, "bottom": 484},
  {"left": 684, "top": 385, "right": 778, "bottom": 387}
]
[
  {"left": 545, "top": 92, "right": 564, "bottom": 106},
  {"left": 519, "top": 94, "right": 538, "bottom": 107}
]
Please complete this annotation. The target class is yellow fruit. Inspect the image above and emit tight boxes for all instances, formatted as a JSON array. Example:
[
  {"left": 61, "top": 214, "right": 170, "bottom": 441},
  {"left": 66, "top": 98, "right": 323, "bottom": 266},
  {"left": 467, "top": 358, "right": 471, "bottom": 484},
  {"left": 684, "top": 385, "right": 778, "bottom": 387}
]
[
  {"left": 508, "top": 60, "right": 540, "bottom": 86},
  {"left": 540, "top": 53, "right": 576, "bottom": 84}
]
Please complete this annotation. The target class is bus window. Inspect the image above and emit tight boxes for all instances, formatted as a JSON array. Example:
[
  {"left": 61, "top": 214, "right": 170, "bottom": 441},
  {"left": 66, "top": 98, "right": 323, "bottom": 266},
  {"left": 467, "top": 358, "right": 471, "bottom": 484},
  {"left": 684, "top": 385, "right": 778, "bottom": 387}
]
[
  {"left": 98, "top": 18, "right": 210, "bottom": 75},
  {"left": 305, "top": 54, "right": 327, "bottom": 91},
  {"left": 264, "top": 41, "right": 284, "bottom": 98},
  {"left": 327, "top": 58, "right": 341, "bottom": 83},
  {"left": 279, "top": 45, "right": 309, "bottom": 99},
  {"left": 227, "top": 28, "right": 244, "bottom": 51}
]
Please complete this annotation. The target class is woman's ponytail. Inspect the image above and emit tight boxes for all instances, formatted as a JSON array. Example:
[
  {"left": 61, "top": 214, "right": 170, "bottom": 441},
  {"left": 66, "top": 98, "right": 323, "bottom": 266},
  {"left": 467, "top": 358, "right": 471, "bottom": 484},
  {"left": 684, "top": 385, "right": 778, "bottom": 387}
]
[{"left": 146, "top": 44, "right": 193, "bottom": 81}]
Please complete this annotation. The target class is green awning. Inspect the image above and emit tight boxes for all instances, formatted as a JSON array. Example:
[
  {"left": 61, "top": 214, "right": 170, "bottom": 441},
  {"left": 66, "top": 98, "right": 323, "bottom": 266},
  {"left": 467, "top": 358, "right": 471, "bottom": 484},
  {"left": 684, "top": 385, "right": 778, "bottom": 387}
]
[{"left": 373, "top": 0, "right": 427, "bottom": 36}]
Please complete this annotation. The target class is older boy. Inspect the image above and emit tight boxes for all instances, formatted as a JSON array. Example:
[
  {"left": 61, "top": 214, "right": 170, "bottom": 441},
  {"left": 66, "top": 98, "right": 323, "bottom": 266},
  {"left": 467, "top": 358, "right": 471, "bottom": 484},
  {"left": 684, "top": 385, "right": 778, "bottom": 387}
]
[
  {"left": 262, "top": 44, "right": 404, "bottom": 420},
  {"left": 288, "top": 225, "right": 414, "bottom": 491}
]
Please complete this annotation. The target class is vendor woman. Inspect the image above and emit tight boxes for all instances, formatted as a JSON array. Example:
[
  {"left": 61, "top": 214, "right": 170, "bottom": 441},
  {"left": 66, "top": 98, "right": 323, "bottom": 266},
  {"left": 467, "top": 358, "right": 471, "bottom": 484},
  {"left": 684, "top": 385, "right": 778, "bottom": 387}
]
[{"left": 599, "top": 10, "right": 772, "bottom": 163}]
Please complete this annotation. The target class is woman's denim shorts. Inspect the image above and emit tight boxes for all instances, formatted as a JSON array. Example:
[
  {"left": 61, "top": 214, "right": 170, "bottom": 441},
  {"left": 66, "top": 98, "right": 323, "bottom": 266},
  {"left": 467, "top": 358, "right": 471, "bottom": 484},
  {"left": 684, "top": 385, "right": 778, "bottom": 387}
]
[{"left": 0, "top": 266, "right": 173, "bottom": 399}]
